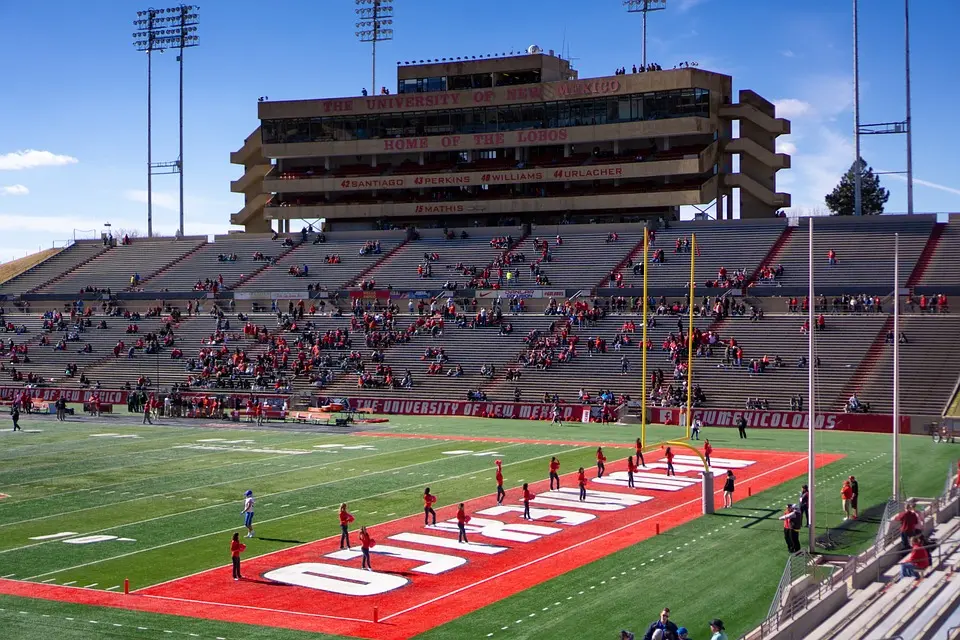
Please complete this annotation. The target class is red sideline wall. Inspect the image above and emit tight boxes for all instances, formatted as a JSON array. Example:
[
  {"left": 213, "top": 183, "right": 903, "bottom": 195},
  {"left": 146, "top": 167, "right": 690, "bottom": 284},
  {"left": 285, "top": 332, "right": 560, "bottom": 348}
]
[
  {"left": 651, "top": 407, "right": 911, "bottom": 434},
  {"left": 344, "top": 397, "right": 588, "bottom": 420}
]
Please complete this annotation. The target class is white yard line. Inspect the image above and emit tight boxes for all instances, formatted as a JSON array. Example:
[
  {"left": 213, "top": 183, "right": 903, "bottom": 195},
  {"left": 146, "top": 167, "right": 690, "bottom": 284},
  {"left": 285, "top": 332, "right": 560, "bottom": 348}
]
[
  {"left": 20, "top": 443, "right": 544, "bottom": 577},
  {"left": 379, "top": 455, "right": 807, "bottom": 621},
  {"left": 0, "top": 441, "right": 443, "bottom": 530}
]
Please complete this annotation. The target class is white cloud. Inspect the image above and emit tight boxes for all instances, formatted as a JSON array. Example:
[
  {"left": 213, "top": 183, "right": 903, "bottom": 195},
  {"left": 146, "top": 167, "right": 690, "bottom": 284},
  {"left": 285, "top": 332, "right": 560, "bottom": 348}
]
[
  {"left": 0, "top": 150, "right": 78, "bottom": 171},
  {"left": 882, "top": 173, "right": 960, "bottom": 198},
  {"left": 774, "top": 99, "right": 813, "bottom": 119},
  {"left": 124, "top": 189, "right": 180, "bottom": 212},
  {"left": 776, "top": 140, "right": 797, "bottom": 155},
  {"left": 0, "top": 185, "right": 29, "bottom": 196},
  {"left": 676, "top": 0, "right": 707, "bottom": 12},
  {"left": 780, "top": 50, "right": 796, "bottom": 58},
  {"left": 0, "top": 213, "right": 108, "bottom": 233}
]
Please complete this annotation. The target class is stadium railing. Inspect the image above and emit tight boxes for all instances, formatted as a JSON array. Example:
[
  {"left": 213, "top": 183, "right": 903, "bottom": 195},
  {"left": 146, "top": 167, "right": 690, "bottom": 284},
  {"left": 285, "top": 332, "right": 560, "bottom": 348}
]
[{"left": 739, "top": 483, "right": 960, "bottom": 640}]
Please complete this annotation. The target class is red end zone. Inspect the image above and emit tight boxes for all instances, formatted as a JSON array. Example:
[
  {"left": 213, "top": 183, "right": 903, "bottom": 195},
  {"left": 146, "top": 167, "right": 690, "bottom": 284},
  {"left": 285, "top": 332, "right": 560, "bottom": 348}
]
[{"left": 0, "top": 449, "right": 841, "bottom": 639}]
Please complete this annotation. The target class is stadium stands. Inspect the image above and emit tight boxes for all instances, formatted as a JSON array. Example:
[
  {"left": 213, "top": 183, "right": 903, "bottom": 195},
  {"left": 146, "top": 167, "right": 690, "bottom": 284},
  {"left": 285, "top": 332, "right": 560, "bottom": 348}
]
[
  {"left": 0, "top": 242, "right": 108, "bottom": 295},
  {"left": 919, "top": 216, "right": 960, "bottom": 288}
]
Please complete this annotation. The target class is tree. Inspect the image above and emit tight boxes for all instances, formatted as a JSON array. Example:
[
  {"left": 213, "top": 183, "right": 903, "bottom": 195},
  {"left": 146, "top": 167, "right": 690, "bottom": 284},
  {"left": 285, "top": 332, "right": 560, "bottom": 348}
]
[{"left": 825, "top": 157, "right": 890, "bottom": 216}]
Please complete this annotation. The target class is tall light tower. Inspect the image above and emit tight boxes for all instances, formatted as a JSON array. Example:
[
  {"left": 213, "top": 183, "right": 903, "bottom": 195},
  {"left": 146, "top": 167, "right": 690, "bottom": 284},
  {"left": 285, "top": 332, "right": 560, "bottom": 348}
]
[
  {"left": 133, "top": 5, "right": 200, "bottom": 238},
  {"left": 852, "top": 0, "right": 914, "bottom": 216},
  {"left": 624, "top": 0, "right": 667, "bottom": 70},
  {"left": 356, "top": 0, "right": 394, "bottom": 96}
]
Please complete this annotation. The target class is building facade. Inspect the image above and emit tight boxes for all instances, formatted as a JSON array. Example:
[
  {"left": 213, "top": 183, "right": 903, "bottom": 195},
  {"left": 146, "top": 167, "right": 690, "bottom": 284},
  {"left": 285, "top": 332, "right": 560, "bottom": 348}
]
[{"left": 231, "top": 52, "right": 790, "bottom": 232}]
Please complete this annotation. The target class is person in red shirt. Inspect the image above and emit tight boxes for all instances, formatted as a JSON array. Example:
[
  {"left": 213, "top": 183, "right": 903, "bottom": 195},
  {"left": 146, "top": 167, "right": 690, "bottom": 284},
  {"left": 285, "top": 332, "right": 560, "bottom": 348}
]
[
  {"left": 703, "top": 439, "right": 713, "bottom": 467},
  {"left": 359, "top": 526, "right": 375, "bottom": 570},
  {"left": 596, "top": 447, "right": 607, "bottom": 478},
  {"left": 339, "top": 503, "right": 355, "bottom": 549},
  {"left": 899, "top": 535, "right": 931, "bottom": 580},
  {"left": 522, "top": 483, "right": 535, "bottom": 519},
  {"left": 634, "top": 437, "right": 646, "bottom": 467},
  {"left": 456, "top": 503, "right": 471, "bottom": 543},
  {"left": 577, "top": 467, "right": 587, "bottom": 501},
  {"left": 423, "top": 487, "right": 438, "bottom": 525},
  {"left": 840, "top": 481, "right": 854, "bottom": 520},
  {"left": 549, "top": 456, "right": 561, "bottom": 490},
  {"left": 664, "top": 446, "right": 676, "bottom": 476},
  {"left": 954, "top": 460, "right": 960, "bottom": 488},
  {"left": 626, "top": 455, "right": 637, "bottom": 488},
  {"left": 894, "top": 501, "right": 921, "bottom": 549},
  {"left": 230, "top": 532, "right": 246, "bottom": 581},
  {"left": 495, "top": 460, "right": 505, "bottom": 505}
]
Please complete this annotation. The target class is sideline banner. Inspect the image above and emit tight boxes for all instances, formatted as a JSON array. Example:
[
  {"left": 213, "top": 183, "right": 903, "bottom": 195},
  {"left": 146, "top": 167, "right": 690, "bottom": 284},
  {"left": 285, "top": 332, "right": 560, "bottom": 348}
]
[
  {"left": 0, "top": 387, "right": 129, "bottom": 405},
  {"left": 652, "top": 407, "right": 911, "bottom": 434},
  {"left": 340, "top": 397, "right": 588, "bottom": 420}
]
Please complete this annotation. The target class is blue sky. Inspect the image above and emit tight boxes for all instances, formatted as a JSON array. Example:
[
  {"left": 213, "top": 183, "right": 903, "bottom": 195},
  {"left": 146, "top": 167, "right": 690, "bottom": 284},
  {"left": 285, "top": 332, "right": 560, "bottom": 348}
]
[{"left": 1, "top": 0, "right": 958, "bottom": 262}]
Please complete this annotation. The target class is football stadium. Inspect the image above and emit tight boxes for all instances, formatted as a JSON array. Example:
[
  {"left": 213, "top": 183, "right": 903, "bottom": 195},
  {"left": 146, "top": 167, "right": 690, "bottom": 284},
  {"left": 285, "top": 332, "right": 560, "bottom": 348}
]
[{"left": 2, "top": 2, "right": 960, "bottom": 640}]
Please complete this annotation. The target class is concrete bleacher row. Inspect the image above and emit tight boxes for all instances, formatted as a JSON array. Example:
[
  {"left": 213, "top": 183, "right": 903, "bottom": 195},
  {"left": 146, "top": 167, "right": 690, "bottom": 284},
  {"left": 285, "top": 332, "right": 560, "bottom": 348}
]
[
  {"left": 793, "top": 504, "right": 960, "bottom": 640},
  {"left": 5, "top": 217, "right": 960, "bottom": 297}
]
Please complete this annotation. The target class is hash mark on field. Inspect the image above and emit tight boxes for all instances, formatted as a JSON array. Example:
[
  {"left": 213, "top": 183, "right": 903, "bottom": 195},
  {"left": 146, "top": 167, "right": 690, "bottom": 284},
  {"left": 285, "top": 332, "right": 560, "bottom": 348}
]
[
  {"left": 387, "top": 512, "right": 396, "bottom": 516},
  {"left": 368, "top": 511, "right": 378, "bottom": 515},
  {"left": 82, "top": 583, "right": 98, "bottom": 588},
  {"left": 280, "top": 504, "right": 290, "bottom": 508},
  {"left": 104, "top": 491, "right": 115, "bottom": 495},
  {"left": 2, "top": 573, "right": 15, "bottom": 578},
  {"left": 62, "top": 581, "right": 75, "bottom": 586},
  {"left": 40, "top": 578, "right": 56, "bottom": 583},
  {"left": 298, "top": 505, "right": 307, "bottom": 510},
  {"left": 106, "top": 585, "right": 120, "bottom": 591}
]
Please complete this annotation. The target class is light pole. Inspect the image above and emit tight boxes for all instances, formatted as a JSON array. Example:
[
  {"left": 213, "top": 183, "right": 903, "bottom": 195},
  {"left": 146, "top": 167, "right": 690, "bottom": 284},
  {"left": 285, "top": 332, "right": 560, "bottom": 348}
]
[
  {"left": 624, "top": 0, "right": 667, "bottom": 70},
  {"left": 133, "top": 5, "right": 200, "bottom": 238},
  {"left": 356, "top": 0, "right": 394, "bottom": 96}
]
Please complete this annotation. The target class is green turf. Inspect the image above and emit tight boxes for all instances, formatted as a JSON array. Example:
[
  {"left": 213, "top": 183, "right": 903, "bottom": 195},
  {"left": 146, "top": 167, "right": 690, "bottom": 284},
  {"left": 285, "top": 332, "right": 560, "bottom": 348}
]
[{"left": 0, "top": 413, "right": 956, "bottom": 639}]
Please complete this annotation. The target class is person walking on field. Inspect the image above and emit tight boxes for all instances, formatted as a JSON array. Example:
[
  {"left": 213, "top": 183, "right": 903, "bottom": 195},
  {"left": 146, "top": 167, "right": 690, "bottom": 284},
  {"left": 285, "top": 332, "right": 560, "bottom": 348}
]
[
  {"left": 577, "top": 467, "right": 587, "bottom": 501},
  {"left": 737, "top": 415, "right": 747, "bottom": 439},
  {"left": 551, "top": 403, "right": 563, "bottom": 427},
  {"left": 627, "top": 455, "right": 637, "bottom": 488},
  {"left": 359, "top": 526, "right": 375, "bottom": 570},
  {"left": 549, "top": 456, "right": 561, "bottom": 490},
  {"left": 703, "top": 439, "right": 713, "bottom": 467},
  {"left": 456, "top": 503, "right": 471, "bottom": 543},
  {"left": 241, "top": 490, "right": 255, "bottom": 538},
  {"left": 799, "top": 484, "right": 810, "bottom": 527},
  {"left": 423, "top": 487, "right": 438, "bottom": 525},
  {"left": 142, "top": 399, "right": 152, "bottom": 425},
  {"left": 722, "top": 470, "right": 735, "bottom": 508},
  {"left": 596, "top": 447, "right": 607, "bottom": 478},
  {"left": 495, "top": 459, "right": 505, "bottom": 505},
  {"left": 778, "top": 503, "right": 801, "bottom": 552},
  {"left": 664, "top": 446, "right": 676, "bottom": 476},
  {"left": 635, "top": 437, "right": 646, "bottom": 467},
  {"left": 522, "top": 483, "right": 535, "bottom": 519},
  {"left": 11, "top": 404, "right": 20, "bottom": 432},
  {"left": 848, "top": 475, "right": 859, "bottom": 519},
  {"left": 691, "top": 417, "right": 702, "bottom": 440},
  {"left": 339, "top": 503, "right": 355, "bottom": 549},
  {"left": 841, "top": 480, "right": 854, "bottom": 520},
  {"left": 230, "top": 532, "right": 246, "bottom": 581}
]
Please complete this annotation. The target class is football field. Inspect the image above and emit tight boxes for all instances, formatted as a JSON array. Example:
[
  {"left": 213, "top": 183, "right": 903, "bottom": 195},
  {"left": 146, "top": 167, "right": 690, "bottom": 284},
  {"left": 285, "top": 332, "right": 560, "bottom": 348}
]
[{"left": 0, "top": 414, "right": 954, "bottom": 639}]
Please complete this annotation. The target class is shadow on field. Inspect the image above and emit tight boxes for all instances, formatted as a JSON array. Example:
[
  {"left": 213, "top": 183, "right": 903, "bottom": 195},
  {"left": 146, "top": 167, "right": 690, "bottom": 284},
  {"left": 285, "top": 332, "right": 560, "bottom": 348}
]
[{"left": 257, "top": 537, "right": 306, "bottom": 544}]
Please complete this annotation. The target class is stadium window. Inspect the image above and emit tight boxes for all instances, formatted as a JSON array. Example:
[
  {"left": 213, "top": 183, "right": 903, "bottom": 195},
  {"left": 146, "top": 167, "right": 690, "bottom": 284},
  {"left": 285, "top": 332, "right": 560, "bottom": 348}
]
[
  {"left": 631, "top": 95, "right": 643, "bottom": 120},
  {"left": 618, "top": 97, "right": 631, "bottom": 122},
  {"left": 545, "top": 102, "right": 559, "bottom": 128}
]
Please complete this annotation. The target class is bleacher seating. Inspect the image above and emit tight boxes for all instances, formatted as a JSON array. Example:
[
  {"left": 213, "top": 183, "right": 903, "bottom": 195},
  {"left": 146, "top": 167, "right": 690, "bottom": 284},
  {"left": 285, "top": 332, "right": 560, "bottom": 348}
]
[
  {"left": 920, "top": 217, "right": 960, "bottom": 288},
  {"left": 620, "top": 220, "right": 786, "bottom": 290},
  {"left": 773, "top": 216, "right": 935, "bottom": 290},
  {"left": 0, "top": 242, "right": 106, "bottom": 295},
  {"left": 234, "top": 234, "right": 406, "bottom": 292},
  {"left": 34, "top": 238, "right": 207, "bottom": 294}
]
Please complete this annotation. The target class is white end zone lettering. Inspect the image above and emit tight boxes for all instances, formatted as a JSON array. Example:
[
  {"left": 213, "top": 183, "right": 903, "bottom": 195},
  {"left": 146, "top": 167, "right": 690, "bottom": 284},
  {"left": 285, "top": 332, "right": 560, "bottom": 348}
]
[
  {"left": 477, "top": 505, "right": 595, "bottom": 526},
  {"left": 673, "top": 455, "right": 756, "bottom": 468},
  {"left": 326, "top": 545, "right": 465, "bottom": 576},
  {"left": 429, "top": 517, "right": 560, "bottom": 543},
  {"left": 389, "top": 532, "right": 508, "bottom": 555},
  {"left": 531, "top": 487, "right": 653, "bottom": 511},
  {"left": 592, "top": 471, "right": 700, "bottom": 492},
  {"left": 264, "top": 563, "right": 407, "bottom": 596}
]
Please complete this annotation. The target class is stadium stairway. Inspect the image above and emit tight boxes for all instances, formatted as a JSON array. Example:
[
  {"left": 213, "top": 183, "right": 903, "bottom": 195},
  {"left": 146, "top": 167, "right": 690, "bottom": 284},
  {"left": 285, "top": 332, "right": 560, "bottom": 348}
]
[
  {"left": 237, "top": 236, "right": 406, "bottom": 292},
  {"left": 772, "top": 216, "right": 935, "bottom": 291},
  {"left": 906, "top": 222, "right": 946, "bottom": 288},
  {"left": 513, "top": 231, "right": 643, "bottom": 290},
  {"left": 0, "top": 242, "right": 110, "bottom": 296},
  {"left": 347, "top": 236, "right": 411, "bottom": 287},
  {"left": 599, "top": 234, "right": 647, "bottom": 289},
  {"left": 918, "top": 217, "right": 960, "bottom": 290},
  {"left": 747, "top": 225, "right": 795, "bottom": 284},
  {"left": 835, "top": 316, "right": 893, "bottom": 412},
  {"left": 34, "top": 238, "right": 208, "bottom": 295},
  {"left": 620, "top": 221, "right": 785, "bottom": 290},
  {"left": 130, "top": 240, "right": 210, "bottom": 291},
  {"left": 856, "top": 314, "right": 960, "bottom": 415},
  {"left": 228, "top": 239, "right": 303, "bottom": 291}
]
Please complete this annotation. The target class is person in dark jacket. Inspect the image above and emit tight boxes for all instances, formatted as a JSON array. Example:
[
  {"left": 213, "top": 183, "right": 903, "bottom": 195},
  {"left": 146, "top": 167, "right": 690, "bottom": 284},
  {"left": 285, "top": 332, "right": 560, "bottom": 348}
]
[{"left": 642, "top": 608, "right": 679, "bottom": 640}]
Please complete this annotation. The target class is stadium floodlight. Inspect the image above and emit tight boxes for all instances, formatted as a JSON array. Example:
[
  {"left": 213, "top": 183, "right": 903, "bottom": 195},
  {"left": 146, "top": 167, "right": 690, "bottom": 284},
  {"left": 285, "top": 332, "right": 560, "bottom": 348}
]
[
  {"left": 623, "top": 0, "right": 667, "bottom": 69},
  {"left": 355, "top": 0, "right": 394, "bottom": 95},
  {"left": 132, "top": 5, "right": 200, "bottom": 238}
]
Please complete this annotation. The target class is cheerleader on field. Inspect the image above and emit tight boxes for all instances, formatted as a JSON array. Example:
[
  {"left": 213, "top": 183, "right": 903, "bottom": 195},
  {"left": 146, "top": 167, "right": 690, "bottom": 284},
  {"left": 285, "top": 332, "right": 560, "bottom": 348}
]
[{"left": 423, "top": 487, "right": 438, "bottom": 525}]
